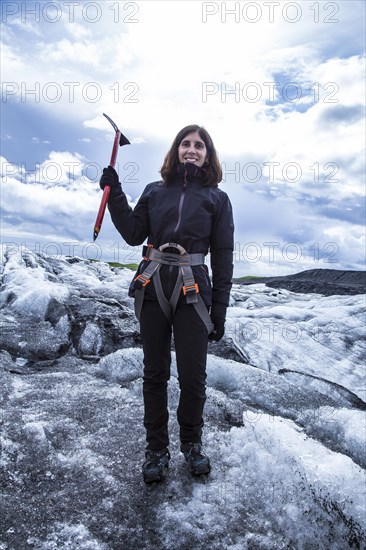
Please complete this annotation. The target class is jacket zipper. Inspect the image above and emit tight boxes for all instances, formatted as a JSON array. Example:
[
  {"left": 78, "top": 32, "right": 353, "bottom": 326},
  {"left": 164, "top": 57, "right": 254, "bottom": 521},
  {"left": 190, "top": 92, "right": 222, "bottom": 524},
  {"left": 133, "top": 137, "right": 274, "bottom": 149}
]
[
  {"left": 172, "top": 179, "right": 187, "bottom": 235},
  {"left": 169, "top": 168, "right": 188, "bottom": 294},
  {"left": 173, "top": 188, "right": 186, "bottom": 234}
]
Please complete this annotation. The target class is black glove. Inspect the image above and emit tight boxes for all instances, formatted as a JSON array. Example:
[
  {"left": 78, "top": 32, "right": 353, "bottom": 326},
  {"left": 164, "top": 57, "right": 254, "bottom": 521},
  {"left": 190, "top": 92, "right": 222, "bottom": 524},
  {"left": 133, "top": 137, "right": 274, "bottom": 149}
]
[
  {"left": 208, "top": 303, "right": 227, "bottom": 342},
  {"left": 99, "top": 166, "right": 121, "bottom": 195}
]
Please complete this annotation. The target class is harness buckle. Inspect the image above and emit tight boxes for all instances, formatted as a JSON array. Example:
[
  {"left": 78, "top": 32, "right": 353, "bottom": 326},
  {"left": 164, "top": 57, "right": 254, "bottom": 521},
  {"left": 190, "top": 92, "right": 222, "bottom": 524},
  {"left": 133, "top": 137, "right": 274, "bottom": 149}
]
[
  {"left": 182, "top": 283, "right": 199, "bottom": 296},
  {"left": 134, "top": 274, "right": 151, "bottom": 288}
]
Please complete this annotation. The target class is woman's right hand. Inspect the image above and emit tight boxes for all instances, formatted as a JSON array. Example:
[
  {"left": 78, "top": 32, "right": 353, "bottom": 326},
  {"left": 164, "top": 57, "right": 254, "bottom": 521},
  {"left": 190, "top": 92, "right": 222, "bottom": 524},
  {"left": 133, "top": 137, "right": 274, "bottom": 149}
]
[{"left": 99, "top": 165, "right": 120, "bottom": 190}]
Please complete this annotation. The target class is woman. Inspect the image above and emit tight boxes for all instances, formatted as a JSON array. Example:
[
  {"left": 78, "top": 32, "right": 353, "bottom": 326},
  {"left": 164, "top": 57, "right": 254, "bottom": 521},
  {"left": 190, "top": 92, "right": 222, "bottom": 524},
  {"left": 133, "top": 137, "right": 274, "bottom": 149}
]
[{"left": 99, "top": 125, "right": 234, "bottom": 483}]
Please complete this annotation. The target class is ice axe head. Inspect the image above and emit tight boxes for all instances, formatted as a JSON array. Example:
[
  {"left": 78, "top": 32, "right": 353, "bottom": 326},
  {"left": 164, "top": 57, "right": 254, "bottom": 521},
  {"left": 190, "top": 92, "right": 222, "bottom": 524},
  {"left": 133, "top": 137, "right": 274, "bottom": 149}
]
[
  {"left": 119, "top": 133, "right": 130, "bottom": 147},
  {"left": 103, "top": 112, "right": 130, "bottom": 147},
  {"left": 93, "top": 113, "right": 130, "bottom": 242}
]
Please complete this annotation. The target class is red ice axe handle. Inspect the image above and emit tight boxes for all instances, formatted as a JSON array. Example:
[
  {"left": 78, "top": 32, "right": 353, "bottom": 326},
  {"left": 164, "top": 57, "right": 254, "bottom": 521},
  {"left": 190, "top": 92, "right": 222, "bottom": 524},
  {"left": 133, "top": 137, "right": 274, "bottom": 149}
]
[
  {"left": 93, "top": 130, "right": 121, "bottom": 241},
  {"left": 93, "top": 113, "right": 130, "bottom": 241}
]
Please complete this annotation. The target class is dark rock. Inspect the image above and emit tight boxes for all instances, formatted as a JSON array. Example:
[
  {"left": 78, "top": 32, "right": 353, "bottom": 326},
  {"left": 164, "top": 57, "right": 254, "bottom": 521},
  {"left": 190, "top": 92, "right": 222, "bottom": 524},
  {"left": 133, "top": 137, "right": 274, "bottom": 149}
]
[
  {"left": 233, "top": 269, "right": 366, "bottom": 296},
  {"left": 45, "top": 298, "right": 70, "bottom": 326},
  {"left": 65, "top": 257, "right": 83, "bottom": 264},
  {"left": 66, "top": 295, "right": 138, "bottom": 357},
  {"left": 0, "top": 350, "right": 17, "bottom": 371},
  {"left": 0, "top": 290, "right": 17, "bottom": 307},
  {"left": 208, "top": 336, "right": 249, "bottom": 363}
]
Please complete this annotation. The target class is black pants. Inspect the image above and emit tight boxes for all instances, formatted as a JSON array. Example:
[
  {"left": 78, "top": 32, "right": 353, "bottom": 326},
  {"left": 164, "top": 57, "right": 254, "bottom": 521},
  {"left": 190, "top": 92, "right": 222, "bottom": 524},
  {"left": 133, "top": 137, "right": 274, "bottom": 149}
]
[{"left": 140, "top": 299, "right": 209, "bottom": 451}]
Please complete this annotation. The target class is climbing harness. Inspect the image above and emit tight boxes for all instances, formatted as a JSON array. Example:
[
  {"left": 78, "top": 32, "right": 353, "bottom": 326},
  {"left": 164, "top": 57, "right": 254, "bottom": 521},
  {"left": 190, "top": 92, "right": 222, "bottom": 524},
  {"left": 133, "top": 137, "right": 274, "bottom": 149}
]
[{"left": 133, "top": 243, "right": 214, "bottom": 334}]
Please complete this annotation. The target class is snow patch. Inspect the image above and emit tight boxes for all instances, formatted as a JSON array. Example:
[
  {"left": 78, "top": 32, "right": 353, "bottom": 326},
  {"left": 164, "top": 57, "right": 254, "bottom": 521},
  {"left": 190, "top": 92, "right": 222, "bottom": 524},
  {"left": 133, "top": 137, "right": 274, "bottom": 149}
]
[{"left": 26, "top": 522, "right": 109, "bottom": 549}]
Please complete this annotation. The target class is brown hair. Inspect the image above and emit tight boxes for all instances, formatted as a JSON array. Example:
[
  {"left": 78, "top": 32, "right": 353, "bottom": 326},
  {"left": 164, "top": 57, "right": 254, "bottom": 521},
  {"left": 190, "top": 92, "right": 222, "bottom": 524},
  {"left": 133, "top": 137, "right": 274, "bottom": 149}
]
[{"left": 160, "top": 125, "right": 222, "bottom": 186}]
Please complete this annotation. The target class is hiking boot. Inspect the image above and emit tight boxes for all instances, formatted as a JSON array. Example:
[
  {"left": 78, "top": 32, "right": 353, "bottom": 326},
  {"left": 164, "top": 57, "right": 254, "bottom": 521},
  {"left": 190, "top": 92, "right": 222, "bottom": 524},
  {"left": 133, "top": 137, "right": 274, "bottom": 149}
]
[
  {"left": 142, "top": 448, "right": 170, "bottom": 484},
  {"left": 181, "top": 443, "right": 211, "bottom": 476}
]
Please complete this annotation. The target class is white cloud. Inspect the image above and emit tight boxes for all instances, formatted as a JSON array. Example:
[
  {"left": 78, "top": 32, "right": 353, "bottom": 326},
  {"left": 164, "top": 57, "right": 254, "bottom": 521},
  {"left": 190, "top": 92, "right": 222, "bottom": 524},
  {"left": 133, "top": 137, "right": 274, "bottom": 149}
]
[
  {"left": 2, "top": 2, "right": 364, "bottom": 158},
  {"left": 0, "top": 40, "right": 25, "bottom": 70},
  {"left": 1, "top": 152, "right": 99, "bottom": 230}
]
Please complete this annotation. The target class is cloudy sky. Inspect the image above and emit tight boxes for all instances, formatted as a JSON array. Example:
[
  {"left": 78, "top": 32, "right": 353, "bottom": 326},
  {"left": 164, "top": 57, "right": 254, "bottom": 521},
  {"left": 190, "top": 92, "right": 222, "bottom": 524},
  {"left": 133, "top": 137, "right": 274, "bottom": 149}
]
[{"left": 1, "top": 0, "right": 365, "bottom": 276}]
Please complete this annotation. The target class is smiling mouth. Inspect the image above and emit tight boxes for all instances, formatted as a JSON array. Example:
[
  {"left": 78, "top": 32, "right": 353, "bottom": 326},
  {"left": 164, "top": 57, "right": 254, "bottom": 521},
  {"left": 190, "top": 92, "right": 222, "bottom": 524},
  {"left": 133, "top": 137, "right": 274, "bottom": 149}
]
[{"left": 185, "top": 157, "right": 199, "bottom": 162}]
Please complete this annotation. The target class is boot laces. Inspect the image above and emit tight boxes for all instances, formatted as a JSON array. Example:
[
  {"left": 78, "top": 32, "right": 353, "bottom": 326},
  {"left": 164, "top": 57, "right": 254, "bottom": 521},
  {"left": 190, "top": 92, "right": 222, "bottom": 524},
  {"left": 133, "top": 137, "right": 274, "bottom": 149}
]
[
  {"left": 146, "top": 449, "right": 169, "bottom": 466},
  {"left": 185, "top": 443, "right": 205, "bottom": 460}
]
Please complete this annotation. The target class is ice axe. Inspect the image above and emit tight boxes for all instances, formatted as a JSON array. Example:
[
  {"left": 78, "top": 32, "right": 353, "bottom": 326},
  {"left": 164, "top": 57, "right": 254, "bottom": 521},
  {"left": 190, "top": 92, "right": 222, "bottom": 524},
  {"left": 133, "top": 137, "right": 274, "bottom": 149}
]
[{"left": 93, "top": 113, "right": 130, "bottom": 241}]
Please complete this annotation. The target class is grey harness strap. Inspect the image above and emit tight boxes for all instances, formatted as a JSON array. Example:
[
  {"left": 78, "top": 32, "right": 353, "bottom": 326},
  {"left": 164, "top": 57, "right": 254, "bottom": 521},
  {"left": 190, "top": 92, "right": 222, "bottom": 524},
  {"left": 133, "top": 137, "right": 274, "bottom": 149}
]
[{"left": 133, "top": 243, "right": 214, "bottom": 333}]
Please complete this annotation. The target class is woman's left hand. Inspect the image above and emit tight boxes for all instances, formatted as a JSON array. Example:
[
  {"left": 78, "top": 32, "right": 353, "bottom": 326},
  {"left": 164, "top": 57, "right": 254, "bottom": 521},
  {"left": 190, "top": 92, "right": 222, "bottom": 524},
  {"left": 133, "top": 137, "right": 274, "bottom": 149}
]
[{"left": 208, "top": 322, "right": 225, "bottom": 342}]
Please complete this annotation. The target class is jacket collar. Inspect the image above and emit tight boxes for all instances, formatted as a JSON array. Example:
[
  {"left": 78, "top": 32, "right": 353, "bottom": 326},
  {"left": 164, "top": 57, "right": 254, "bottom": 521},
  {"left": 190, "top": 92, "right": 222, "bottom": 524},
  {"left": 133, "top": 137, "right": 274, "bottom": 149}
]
[{"left": 176, "top": 162, "right": 207, "bottom": 185}]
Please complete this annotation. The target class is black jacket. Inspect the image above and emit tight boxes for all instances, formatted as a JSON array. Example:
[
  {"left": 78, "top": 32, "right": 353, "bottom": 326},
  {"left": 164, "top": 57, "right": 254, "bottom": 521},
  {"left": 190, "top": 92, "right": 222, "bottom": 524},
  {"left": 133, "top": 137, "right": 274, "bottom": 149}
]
[{"left": 108, "top": 162, "right": 234, "bottom": 316}]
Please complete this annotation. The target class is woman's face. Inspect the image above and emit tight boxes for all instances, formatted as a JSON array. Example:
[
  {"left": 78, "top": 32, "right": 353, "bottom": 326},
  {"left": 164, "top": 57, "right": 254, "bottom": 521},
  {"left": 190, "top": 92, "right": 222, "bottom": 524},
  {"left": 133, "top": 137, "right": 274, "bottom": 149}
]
[{"left": 178, "top": 131, "right": 208, "bottom": 168}]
